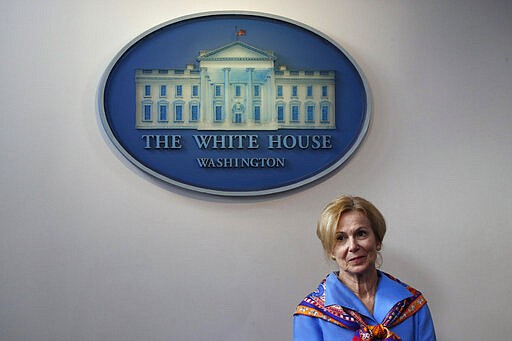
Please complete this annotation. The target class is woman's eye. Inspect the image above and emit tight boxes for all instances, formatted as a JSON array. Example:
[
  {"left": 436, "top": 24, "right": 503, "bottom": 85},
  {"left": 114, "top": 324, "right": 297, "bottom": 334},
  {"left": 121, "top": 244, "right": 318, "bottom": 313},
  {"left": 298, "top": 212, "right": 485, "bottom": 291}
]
[
  {"left": 336, "top": 234, "right": 345, "bottom": 241},
  {"left": 357, "top": 230, "right": 368, "bottom": 238}
]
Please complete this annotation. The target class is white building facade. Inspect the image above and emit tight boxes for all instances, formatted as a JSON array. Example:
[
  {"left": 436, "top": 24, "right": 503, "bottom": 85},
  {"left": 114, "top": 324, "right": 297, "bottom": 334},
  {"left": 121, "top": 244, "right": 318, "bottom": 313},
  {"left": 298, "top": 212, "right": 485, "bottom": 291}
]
[{"left": 135, "top": 41, "right": 335, "bottom": 130}]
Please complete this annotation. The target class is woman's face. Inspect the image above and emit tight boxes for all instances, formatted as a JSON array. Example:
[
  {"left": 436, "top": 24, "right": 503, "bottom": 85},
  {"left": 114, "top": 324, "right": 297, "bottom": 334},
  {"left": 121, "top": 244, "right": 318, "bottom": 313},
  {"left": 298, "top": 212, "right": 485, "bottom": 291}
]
[{"left": 332, "top": 210, "right": 380, "bottom": 277}]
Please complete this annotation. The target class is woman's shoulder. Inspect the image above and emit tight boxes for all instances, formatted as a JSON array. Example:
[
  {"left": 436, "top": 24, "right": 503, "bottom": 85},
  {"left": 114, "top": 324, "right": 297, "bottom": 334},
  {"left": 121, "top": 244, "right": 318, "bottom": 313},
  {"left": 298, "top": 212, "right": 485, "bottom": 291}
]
[
  {"left": 297, "top": 273, "right": 334, "bottom": 299},
  {"left": 377, "top": 271, "right": 424, "bottom": 297}
]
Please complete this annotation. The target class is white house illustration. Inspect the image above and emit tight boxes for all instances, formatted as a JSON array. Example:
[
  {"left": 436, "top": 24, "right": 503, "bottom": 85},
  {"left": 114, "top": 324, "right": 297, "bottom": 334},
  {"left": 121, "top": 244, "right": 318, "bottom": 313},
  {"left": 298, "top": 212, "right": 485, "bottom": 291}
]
[{"left": 135, "top": 41, "right": 335, "bottom": 130}]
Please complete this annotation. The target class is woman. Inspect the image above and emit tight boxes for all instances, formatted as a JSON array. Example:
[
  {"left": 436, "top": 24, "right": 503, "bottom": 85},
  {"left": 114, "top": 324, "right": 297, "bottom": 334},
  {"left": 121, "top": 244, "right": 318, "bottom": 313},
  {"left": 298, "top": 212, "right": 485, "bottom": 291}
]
[{"left": 294, "top": 195, "right": 436, "bottom": 340}]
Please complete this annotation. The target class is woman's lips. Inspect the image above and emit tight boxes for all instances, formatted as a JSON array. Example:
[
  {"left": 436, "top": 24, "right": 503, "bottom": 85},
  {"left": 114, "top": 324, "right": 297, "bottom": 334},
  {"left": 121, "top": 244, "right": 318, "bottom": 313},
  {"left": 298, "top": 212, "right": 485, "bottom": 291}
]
[{"left": 348, "top": 256, "right": 366, "bottom": 263}]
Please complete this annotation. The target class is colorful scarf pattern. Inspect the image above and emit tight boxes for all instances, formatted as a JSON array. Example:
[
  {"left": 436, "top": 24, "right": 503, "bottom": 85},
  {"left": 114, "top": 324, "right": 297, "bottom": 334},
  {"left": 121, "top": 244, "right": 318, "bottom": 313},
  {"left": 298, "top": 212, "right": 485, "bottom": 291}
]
[{"left": 294, "top": 272, "right": 426, "bottom": 341}]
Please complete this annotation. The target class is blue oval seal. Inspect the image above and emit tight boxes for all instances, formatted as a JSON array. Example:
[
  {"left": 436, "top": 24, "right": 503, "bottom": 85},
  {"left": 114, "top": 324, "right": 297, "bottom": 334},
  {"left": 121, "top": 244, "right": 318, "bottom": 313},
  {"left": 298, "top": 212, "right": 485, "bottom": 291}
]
[{"left": 99, "top": 12, "right": 370, "bottom": 196}]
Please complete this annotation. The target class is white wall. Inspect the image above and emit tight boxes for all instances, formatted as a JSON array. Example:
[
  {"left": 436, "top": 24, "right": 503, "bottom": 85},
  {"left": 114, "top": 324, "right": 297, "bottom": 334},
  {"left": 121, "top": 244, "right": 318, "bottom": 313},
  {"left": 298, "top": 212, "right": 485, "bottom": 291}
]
[{"left": 1, "top": 0, "right": 511, "bottom": 340}]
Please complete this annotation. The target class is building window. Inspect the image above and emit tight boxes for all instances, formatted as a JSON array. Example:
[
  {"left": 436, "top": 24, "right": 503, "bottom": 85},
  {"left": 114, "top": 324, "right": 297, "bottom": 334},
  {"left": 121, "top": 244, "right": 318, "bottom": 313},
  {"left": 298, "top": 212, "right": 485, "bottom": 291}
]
[
  {"left": 254, "top": 85, "right": 260, "bottom": 97},
  {"left": 254, "top": 105, "right": 261, "bottom": 122},
  {"left": 322, "top": 85, "right": 328, "bottom": 97},
  {"left": 174, "top": 104, "right": 183, "bottom": 122},
  {"left": 277, "top": 85, "right": 283, "bottom": 97},
  {"left": 159, "top": 104, "right": 168, "bottom": 121},
  {"left": 143, "top": 104, "right": 152, "bottom": 121},
  {"left": 233, "top": 112, "right": 242, "bottom": 123},
  {"left": 307, "top": 85, "right": 313, "bottom": 97},
  {"left": 176, "top": 85, "right": 183, "bottom": 97},
  {"left": 160, "top": 85, "right": 167, "bottom": 97},
  {"left": 190, "top": 105, "right": 199, "bottom": 122},
  {"left": 144, "top": 85, "right": 151, "bottom": 97},
  {"left": 215, "top": 105, "right": 223, "bottom": 122},
  {"left": 306, "top": 105, "right": 315, "bottom": 122},
  {"left": 192, "top": 85, "right": 199, "bottom": 97},
  {"left": 235, "top": 85, "right": 241, "bottom": 97},
  {"left": 215, "top": 85, "right": 222, "bottom": 97},
  {"left": 277, "top": 105, "right": 284, "bottom": 122},
  {"left": 291, "top": 105, "right": 300, "bottom": 122},
  {"left": 321, "top": 104, "right": 330, "bottom": 122},
  {"left": 292, "top": 86, "right": 298, "bottom": 97}
]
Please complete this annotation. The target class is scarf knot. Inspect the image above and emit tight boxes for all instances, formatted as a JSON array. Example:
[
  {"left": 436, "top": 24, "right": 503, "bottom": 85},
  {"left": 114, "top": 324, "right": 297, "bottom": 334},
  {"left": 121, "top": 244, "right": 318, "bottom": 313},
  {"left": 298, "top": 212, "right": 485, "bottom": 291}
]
[
  {"left": 369, "top": 324, "right": 390, "bottom": 338},
  {"left": 366, "top": 324, "right": 399, "bottom": 340},
  {"left": 352, "top": 321, "right": 400, "bottom": 340}
]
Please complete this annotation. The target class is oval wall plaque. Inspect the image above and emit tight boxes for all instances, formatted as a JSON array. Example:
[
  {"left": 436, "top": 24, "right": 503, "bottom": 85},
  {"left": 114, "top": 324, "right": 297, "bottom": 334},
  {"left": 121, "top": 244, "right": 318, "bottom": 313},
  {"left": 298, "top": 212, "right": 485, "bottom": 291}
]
[{"left": 99, "top": 12, "right": 370, "bottom": 196}]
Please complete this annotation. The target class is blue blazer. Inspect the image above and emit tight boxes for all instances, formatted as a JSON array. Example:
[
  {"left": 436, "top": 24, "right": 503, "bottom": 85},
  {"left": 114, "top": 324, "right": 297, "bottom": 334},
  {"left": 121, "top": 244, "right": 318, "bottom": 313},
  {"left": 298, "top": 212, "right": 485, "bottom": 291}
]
[{"left": 294, "top": 271, "right": 436, "bottom": 340}]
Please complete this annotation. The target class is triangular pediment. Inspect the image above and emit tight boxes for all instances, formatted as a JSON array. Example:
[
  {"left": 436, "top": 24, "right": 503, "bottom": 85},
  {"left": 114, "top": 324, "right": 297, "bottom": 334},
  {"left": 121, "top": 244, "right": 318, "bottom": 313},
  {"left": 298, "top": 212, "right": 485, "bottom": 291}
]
[{"left": 197, "top": 41, "right": 276, "bottom": 61}]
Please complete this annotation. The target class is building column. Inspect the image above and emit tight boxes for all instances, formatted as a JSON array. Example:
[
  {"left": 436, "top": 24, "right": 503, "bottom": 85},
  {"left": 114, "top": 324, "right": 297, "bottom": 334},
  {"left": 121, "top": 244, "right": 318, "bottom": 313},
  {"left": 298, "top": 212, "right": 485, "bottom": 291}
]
[
  {"left": 266, "top": 73, "right": 274, "bottom": 125},
  {"left": 200, "top": 67, "right": 210, "bottom": 127},
  {"left": 223, "top": 68, "right": 230, "bottom": 124},
  {"left": 246, "top": 68, "right": 254, "bottom": 123}
]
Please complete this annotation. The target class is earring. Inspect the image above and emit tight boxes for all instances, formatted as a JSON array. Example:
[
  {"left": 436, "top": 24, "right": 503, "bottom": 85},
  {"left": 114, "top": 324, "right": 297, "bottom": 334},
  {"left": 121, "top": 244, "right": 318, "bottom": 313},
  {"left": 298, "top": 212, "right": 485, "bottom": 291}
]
[
  {"left": 376, "top": 251, "right": 383, "bottom": 269},
  {"left": 330, "top": 255, "right": 336, "bottom": 261}
]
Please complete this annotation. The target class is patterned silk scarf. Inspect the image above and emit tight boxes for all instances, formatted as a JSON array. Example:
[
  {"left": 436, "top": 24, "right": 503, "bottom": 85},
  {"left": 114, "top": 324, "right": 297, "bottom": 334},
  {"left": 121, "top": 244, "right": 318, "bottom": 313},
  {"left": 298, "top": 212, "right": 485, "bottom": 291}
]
[{"left": 294, "top": 272, "right": 426, "bottom": 341}]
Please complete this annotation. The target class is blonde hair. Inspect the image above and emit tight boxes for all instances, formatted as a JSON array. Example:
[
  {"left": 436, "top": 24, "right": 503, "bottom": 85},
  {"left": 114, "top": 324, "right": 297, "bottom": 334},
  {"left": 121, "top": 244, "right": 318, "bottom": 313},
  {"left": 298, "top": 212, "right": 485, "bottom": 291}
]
[{"left": 316, "top": 195, "right": 386, "bottom": 255}]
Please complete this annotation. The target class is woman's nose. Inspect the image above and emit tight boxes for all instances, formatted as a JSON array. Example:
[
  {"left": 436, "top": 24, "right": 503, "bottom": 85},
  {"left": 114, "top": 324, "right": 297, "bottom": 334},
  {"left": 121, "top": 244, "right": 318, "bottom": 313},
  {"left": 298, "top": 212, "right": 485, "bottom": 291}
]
[{"left": 348, "top": 237, "right": 359, "bottom": 251}]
